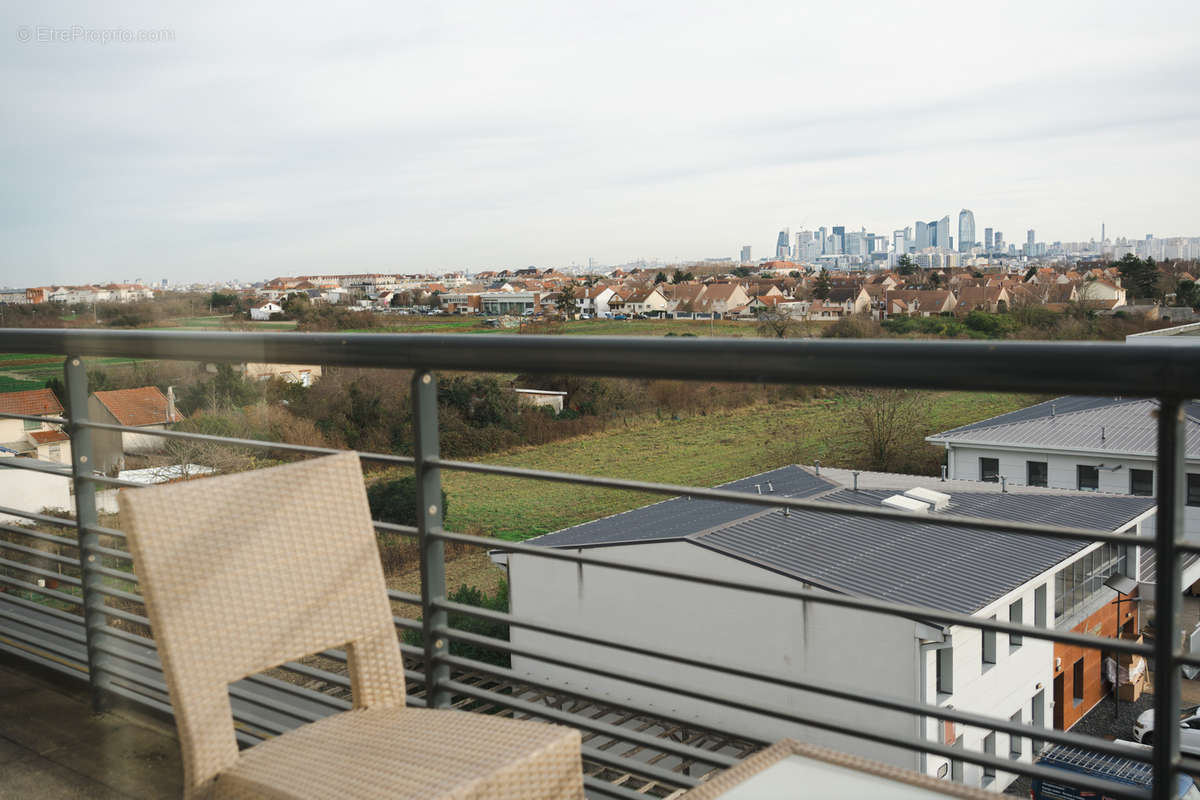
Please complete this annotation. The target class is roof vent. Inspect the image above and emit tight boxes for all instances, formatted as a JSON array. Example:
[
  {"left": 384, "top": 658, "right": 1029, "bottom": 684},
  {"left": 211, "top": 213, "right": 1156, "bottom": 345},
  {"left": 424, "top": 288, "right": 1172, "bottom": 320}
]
[
  {"left": 903, "top": 487, "right": 951, "bottom": 511},
  {"left": 882, "top": 494, "right": 930, "bottom": 513}
]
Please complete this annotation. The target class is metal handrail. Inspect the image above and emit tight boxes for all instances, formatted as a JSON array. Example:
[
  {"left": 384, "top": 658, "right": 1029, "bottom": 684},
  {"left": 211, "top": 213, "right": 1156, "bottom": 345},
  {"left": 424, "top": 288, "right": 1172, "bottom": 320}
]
[{"left": 0, "top": 328, "right": 1194, "bottom": 799}]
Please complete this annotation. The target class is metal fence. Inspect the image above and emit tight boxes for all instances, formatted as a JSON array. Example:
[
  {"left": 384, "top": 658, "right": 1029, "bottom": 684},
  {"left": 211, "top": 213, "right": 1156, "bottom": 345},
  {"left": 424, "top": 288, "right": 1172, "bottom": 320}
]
[{"left": 0, "top": 329, "right": 1198, "bottom": 799}]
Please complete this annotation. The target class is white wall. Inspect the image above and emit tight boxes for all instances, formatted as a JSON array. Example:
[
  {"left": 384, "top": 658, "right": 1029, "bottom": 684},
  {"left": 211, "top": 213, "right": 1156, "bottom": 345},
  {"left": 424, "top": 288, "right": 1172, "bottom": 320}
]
[
  {"left": 0, "top": 465, "right": 73, "bottom": 521},
  {"left": 947, "top": 444, "right": 1200, "bottom": 541},
  {"left": 509, "top": 540, "right": 924, "bottom": 771},
  {"left": 923, "top": 578, "right": 1055, "bottom": 792}
]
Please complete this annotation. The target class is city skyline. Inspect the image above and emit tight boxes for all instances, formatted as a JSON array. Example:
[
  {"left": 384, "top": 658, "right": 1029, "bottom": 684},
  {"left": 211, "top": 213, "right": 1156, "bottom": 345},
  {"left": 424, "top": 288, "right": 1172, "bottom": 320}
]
[{"left": 1, "top": 1, "right": 1198, "bottom": 285}]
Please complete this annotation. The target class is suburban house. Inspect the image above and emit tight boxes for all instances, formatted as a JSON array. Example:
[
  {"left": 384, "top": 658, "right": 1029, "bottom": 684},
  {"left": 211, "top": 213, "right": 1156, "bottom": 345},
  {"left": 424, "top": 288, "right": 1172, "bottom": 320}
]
[
  {"left": 249, "top": 302, "right": 282, "bottom": 320},
  {"left": 0, "top": 388, "right": 71, "bottom": 464},
  {"left": 88, "top": 386, "right": 185, "bottom": 474},
  {"left": 694, "top": 283, "right": 752, "bottom": 317},
  {"left": 510, "top": 388, "right": 567, "bottom": 413},
  {"left": 204, "top": 362, "right": 322, "bottom": 387},
  {"left": 956, "top": 285, "right": 1011, "bottom": 313},
  {"left": 498, "top": 465, "right": 1154, "bottom": 793},
  {"left": 573, "top": 286, "right": 620, "bottom": 318},
  {"left": 825, "top": 287, "right": 872, "bottom": 315},
  {"left": 622, "top": 286, "right": 671, "bottom": 317}
]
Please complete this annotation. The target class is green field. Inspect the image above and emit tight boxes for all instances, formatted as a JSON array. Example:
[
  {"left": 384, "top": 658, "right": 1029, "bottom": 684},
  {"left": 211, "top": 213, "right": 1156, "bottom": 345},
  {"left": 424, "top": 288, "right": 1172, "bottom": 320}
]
[{"left": 440, "top": 390, "right": 1040, "bottom": 541}]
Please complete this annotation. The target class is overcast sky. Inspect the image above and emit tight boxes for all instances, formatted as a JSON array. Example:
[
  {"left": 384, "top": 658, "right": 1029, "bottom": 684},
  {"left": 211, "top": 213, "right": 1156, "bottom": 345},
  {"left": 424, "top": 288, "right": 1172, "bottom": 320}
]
[{"left": 2, "top": 1, "right": 1198, "bottom": 284}]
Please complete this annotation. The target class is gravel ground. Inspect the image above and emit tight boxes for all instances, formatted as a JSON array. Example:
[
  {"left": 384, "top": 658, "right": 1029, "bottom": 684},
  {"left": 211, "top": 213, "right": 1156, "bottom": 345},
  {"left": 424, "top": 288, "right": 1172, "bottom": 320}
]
[{"left": 1004, "top": 692, "right": 1155, "bottom": 797}]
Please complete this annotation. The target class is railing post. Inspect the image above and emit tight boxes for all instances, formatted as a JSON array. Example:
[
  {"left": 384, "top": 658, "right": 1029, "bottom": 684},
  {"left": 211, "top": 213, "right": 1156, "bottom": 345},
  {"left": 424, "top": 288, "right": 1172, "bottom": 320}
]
[
  {"left": 1152, "top": 396, "right": 1185, "bottom": 800},
  {"left": 413, "top": 369, "right": 450, "bottom": 708},
  {"left": 63, "top": 355, "right": 111, "bottom": 713}
]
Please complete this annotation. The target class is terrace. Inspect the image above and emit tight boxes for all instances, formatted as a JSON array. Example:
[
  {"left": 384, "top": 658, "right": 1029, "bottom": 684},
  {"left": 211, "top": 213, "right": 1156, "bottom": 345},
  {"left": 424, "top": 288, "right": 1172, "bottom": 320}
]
[{"left": 0, "top": 329, "right": 1197, "bottom": 799}]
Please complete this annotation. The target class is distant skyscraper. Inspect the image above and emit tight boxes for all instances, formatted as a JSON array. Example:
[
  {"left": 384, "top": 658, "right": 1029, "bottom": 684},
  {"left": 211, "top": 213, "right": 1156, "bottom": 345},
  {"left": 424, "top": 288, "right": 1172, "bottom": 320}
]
[
  {"left": 915, "top": 221, "right": 930, "bottom": 249},
  {"left": 776, "top": 230, "right": 790, "bottom": 259},
  {"left": 740, "top": 245, "right": 752, "bottom": 264},
  {"left": 994, "top": 231, "right": 1004, "bottom": 252},
  {"left": 929, "top": 216, "right": 950, "bottom": 249},
  {"left": 1026, "top": 229, "right": 1036, "bottom": 253},
  {"left": 831, "top": 226, "right": 845, "bottom": 256},
  {"left": 984, "top": 227, "right": 994, "bottom": 252},
  {"left": 817, "top": 227, "right": 827, "bottom": 254},
  {"left": 958, "top": 209, "right": 975, "bottom": 253},
  {"left": 893, "top": 230, "right": 907, "bottom": 255}
]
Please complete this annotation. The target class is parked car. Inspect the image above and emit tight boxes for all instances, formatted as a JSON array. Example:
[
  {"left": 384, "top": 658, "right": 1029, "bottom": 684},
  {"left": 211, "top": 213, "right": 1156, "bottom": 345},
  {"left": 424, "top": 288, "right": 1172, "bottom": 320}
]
[
  {"left": 1133, "top": 705, "right": 1200, "bottom": 753},
  {"left": 580, "top": 313, "right": 592, "bottom": 320},
  {"left": 612, "top": 314, "right": 627, "bottom": 320}
]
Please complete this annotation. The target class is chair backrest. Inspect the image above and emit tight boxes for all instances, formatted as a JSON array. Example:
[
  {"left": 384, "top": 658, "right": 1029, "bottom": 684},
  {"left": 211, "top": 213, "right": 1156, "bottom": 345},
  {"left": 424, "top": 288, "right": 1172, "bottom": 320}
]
[{"left": 119, "top": 452, "right": 407, "bottom": 797}]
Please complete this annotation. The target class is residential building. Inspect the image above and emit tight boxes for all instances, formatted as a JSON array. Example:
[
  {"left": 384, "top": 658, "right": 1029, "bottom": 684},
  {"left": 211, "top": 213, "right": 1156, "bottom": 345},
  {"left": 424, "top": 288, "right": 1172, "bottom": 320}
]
[
  {"left": 250, "top": 302, "right": 282, "bottom": 320},
  {"left": 984, "top": 228, "right": 994, "bottom": 252},
  {"left": 89, "top": 387, "right": 185, "bottom": 474},
  {"left": 0, "top": 388, "right": 70, "bottom": 464},
  {"left": 501, "top": 466, "right": 1154, "bottom": 792}
]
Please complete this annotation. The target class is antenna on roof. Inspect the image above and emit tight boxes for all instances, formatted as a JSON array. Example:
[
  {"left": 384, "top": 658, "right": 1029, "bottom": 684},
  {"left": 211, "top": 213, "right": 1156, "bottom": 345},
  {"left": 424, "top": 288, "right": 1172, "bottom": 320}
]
[
  {"left": 852, "top": 471, "right": 860, "bottom": 491},
  {"left": 814, "top": 459, "right": 821, "bottom": 476},
  {"left": 1000, "top": 476, "right": 1007, "bottom": 493},
  {"left": 767, "top": 481, "right": 774, "bottom": 493},
  {"left": 1051, "top": 403, "right": 1056, "bottom": 417},
  {"left": 1101, "top": 426, "right": 1106, "bottom": 441},
  {"left": 754, "top": 484, "right": 762, "bottom": 495}
]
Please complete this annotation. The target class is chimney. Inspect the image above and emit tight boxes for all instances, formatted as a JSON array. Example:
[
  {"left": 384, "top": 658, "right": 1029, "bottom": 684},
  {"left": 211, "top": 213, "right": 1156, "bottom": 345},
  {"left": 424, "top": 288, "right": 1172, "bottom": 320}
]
[{"left": 166, "top": 386, "right": 176, "bottom": 422}]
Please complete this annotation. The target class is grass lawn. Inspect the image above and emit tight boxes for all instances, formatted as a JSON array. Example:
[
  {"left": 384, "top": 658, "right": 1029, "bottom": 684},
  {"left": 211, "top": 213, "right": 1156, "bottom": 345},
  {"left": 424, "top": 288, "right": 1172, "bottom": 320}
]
[{"left": 440, "top": 390, "right": 1040, "bottom": 542}]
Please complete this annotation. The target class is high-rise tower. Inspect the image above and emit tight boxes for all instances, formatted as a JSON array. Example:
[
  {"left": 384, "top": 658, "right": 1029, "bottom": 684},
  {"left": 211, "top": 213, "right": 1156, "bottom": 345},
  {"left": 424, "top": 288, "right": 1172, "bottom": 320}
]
[{"left": 958, "top": 209, "right": 975, "bottom": 253}]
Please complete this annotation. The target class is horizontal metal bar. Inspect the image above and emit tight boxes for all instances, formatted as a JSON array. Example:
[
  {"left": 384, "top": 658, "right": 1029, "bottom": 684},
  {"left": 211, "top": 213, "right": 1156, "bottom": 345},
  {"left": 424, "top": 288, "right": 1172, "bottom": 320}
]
[
  {"left": 242, "top": 671, "right": 350, "bottom": 714},
  {"left": 92, "top": 565, "right": 137, "bottom": 583},
  {"left": 0, "top": 556, "right": 82, "bottom": 587},
  {"left": 2, "top": 330, "right": 1197, "bottom": 396},
  {"left": 580, "top": 744, "right": 700, "bottom": 789},
  {"left": 393, "top": 616, "right": 421, "bottom": 632},
  {"left": 73, "top": 419, "right": 415, "bottom": 467},
  {"left": 0, "top": 412, "right": 68, "bottom": 425},
  {"left": 0, "top": 605, "right": 86, "bottom": 643},
  {"left": 445, "top": 676, "right": 1146, "bottom": 800},
  {"left": 90, "top": 584, "right": 143, "bottom": 604},
  {"left": 437, "top": 529, "right": 1153, "bottom": 655},
  {"left": 436, "top": 600, "right": 1154, "bottom": 764},
  {"left": 277, "top": 660, "right": 351, "bottom": 690},
  {"left": 0, "top": 538, "right": 79, "bottom": 567},
  {"left": 0, "top": 525, "right": 78, "bottom": 549},
  {"left": 387, "top": 590, "right": 422, "bottom": 605},
  {"left": 438, "top": 672, "right": 739, "bottom": 767},
  {"left": 0, "top": 573, "right": 83, "bottom": 606},
  {"left": 0, "top": 625, "right": 87, "bottom": 665},
  {"left": 374, "top": 521, "right": 419, "bottom": 538},
  {"left": 431, "top": 458, "right": 1146, "bottom": 547},
  {"left": 0, "top": 638, "right": 87, "bottom": 680},
  {"left": 79, "top": 523, "right": 127, "bottom": 541},
  {"left": 0, "top": 457, "right": 73, "bottom": 479},
  {"left": 85, "top": 474, "right": 150, "bottom": 489},
  {"left": 0, "top": 505, "right": 77, "bottom": 528},
  {"left": 93, "top": 544, "right": 133, "bottom": 560},
  {"left": 98, "top": 677, "right": 175, "bottom": 717},
  {"left": 0, "top": 592, "right": 83, "bottom": 625},
  {"left": 100, "top": 605, "right": 149, "bottom": 626},
  {"left": 582, "top": 774, "right": 666, "bottom": 800}
]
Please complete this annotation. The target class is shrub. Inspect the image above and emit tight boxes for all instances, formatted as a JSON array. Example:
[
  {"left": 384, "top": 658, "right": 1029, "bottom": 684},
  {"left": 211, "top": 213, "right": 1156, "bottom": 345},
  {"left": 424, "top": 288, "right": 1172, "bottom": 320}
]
[
  {"left": 403, "top": 581, "right": 510, "bottom": 667},
  {"left": 367, "top": 476, "right": 448, "bottom": 528}
]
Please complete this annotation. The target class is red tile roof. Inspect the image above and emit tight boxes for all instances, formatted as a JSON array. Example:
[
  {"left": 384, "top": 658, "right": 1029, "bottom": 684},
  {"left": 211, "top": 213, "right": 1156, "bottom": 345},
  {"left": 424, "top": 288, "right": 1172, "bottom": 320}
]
[
  {"left": 0, "top": 389, "right": 64, "bottom": 417},
  {"left": 93, "top": 387, "right": 184, "bottom": 427},
  {"left": 28, "top": 430, "right": 69, "bottom": 444}
]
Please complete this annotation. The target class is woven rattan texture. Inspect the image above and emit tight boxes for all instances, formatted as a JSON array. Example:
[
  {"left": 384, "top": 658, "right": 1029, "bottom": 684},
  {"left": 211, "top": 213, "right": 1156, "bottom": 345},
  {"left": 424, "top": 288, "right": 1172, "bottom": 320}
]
[
  {"left": 214, "top": 706, "right": 583, "bottom": 800},
  {"left": 120, "top": 452, "right": 583, "bottom": 799}
]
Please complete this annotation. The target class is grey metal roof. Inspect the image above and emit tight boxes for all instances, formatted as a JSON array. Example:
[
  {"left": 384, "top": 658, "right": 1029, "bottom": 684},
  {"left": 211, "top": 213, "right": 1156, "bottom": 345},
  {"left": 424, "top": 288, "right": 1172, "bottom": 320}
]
[
  {"left": 528, "top": 465, "right": 837, "bottom": 548},
  {"left": 927, "top": 397, "right": 1200, "bottom": 459},
  {"left": 930, "top": 396, "right": 1133, "bottom": 437},
  {"left": 821, "top": 489, "right": 1154, "bottom": 533},
  {"left": 697, "top": 490, "right": 1153, "bottom": 615}
]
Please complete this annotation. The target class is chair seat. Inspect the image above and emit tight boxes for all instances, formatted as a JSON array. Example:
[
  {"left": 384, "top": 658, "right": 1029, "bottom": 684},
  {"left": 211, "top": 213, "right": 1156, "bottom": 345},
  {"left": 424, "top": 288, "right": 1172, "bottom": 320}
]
[{"left": 214, "top": 706, "right": 584, "bottom": 800}]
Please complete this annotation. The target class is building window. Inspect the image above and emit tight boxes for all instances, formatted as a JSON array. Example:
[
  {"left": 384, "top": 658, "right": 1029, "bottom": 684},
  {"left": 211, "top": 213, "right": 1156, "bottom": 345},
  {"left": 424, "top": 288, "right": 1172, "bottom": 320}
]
[
  {"left": 1073, "top": 659, "right": 1084, "bottom": 704},
  {"left": 1130, "top": 469, "right": 1154, "bottom": 497},
  {"left": 982, "top": 732, "right": 996, "bottom": 783},
  {"left": 983, "top": 617, "right": 997, "bottom": 667},
  {"left": 1027, "top": 461, "right": 1048, "bottom": 487},
  {"left": 1010, "top": 711, "right": 1022, "bottom": 759},
  {"left": 980, "top": 458, "right": 999, "bottom": 483},
  {"left": 951, "top": 738, "right": 963, "bottom": 783},
  {"left": 1189, "top": 474, "right": 1200, "bottom": 507},
  {"left": 1077, "top": 465, "right": 1099, "bottom": 492},
  {"left": 22, "top": 418, "right": 40, "bottom": 431},
  {"left": 1035, "top": 584, "right": 1047, "bottom": 627},
  {"left": 1031, "top": 690, "right": 1045, "bottom": 754},
  {"left": 1055, "top": 543, "right": 1126, "bottom": 624},
  {"left": 937, "top": 646, "right": 953, "bottom": 695},
  {"left": 1009, "top": 599, "right": 1023, "bottom": 647}
]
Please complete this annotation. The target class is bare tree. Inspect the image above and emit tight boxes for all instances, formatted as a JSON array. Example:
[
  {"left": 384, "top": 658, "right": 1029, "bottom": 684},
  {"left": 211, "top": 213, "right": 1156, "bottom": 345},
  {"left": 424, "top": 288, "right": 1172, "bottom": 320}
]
[
  {"left": 756, "top": 308, "right": 795, "bottom": 338},
  {"left": 844, "top": 388, "right": 925, "bottom": 472}
]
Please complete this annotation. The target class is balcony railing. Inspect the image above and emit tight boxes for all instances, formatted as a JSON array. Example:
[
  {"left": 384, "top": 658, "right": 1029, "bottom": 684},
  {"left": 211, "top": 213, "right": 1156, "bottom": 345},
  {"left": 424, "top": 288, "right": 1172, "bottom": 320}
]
[{"left": 0, "top": 329, "right": 1198, "bottom": 799}]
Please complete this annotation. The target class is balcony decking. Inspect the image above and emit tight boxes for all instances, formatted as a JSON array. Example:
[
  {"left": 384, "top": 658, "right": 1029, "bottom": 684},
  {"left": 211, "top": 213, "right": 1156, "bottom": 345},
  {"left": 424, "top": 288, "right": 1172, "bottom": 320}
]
[{"left": 0, "top": 657, "right": 181, "bottom": 799}]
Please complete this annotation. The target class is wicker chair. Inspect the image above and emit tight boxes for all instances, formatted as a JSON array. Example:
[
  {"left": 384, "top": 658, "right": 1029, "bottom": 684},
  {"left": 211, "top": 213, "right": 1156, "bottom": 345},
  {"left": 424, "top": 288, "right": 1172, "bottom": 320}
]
[{"left": 119, "top": 452, "right": 583, "bottom": 800}]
